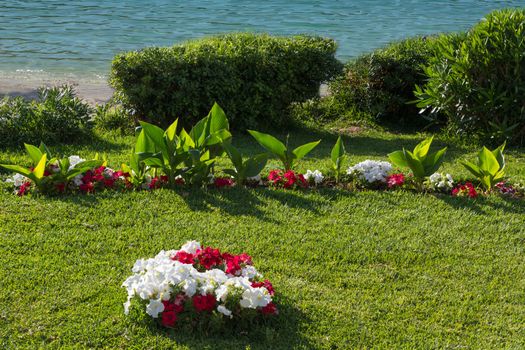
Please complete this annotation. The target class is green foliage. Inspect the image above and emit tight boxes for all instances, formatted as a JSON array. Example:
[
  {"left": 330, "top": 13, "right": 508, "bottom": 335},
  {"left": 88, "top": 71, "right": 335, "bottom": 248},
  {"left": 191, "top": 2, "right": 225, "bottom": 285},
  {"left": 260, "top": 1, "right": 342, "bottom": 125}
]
[
  {"left": 110, "top": 33, "right": 341, "bottom": 130},
  {"left": 132, "top": 103, "right": 232, "bottom": 186},
  {"left": 416, "top": 9, "right": 525, "bottom": 144},
  {"left": 94, "top": 101, "right": 135, "bottom": 134},
  {"left": 388, "top": 136, "right": 447, "bottom": 179},
  {"left": 461, "top": 142, "right": 506, "bottom": 190},
  {"left": 223, "top": 143, "right": 268, "bottom": 185},
  {"left": 247, "top": 130, "right": 320, "bottom": 170},
  {"left": 316, "top": 36, "right": 438, "bottom": 127},
  {"left": 0, "top": 85, "right": 93, "bottom": 148},
  {"left": 330, "top": 136, "right": 345, "bottom": 183}
]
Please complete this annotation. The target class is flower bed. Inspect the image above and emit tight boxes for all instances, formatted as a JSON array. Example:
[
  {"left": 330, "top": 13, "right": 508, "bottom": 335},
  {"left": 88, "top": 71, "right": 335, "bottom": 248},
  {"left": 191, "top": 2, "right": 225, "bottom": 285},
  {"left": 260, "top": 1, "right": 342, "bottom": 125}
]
[{"left": 122, "top": 241, "right": 277, "bottom": 330}]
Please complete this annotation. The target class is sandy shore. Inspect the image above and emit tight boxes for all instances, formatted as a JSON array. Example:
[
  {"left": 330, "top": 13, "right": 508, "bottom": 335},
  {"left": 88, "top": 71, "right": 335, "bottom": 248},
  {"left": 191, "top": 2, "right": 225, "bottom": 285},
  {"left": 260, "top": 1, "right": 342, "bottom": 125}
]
[{"left": 0, "top": 77, "right": 113, "bottom": 105}]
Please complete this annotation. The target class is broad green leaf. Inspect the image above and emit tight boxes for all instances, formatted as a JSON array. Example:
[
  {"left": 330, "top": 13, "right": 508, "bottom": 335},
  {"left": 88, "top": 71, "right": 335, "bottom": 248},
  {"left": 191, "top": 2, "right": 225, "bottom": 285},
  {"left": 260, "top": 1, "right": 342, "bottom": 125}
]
[
  {"left": 135, "top": 130, "right": 153, "bottom": 154},
  {"left": 179, "top": 128, "right": 195, "bottom": 149},
  {"left": 38, "top": 142, "right": 52, "bottom": 158},
  {"left": 204, "top": 129, "right": 232, "bottom": 146},
  {"left": 403, "top": 150, "right": 425, "bottom": 178},
  {"left": 24, "top": 144, "right": 43, "bottom": 165},
  {"left": 165, "top": 119, "right": 179, "bottom": 142},
  {"left": 479, "top": 147, "right": 499, "bottom": 175},
  {"left": 208, "top": 102, "right": 229, "bottom": 132},
  {"left": 189, "top": 115, "right": 210, "bottom": 147},
  {"left": 331, "top": 136, "right": 345, "bottom": 169},
  {"left": 0, "top": 164, "right": 33, "bottom": 178},
  {"left": 33, "top": 154, "right": 47, "bottom": 179},
  {"left": 143, "top": 158, "right": 164, "bottom": 168},
  {"left": 140, "top": 121, "right": 166, "bottom": 152},
  {"left": 73, "top": 160, "right": 104, "bottom": 169},
  {"left": 247, "top": 130, "right": 287, "bottom": 158},
  {"left": 293, "top": 140, "right": 321, "bottom": 160},
  {"left": 244, "top": 153, "right": 268, "bottom": 178},
  {"left": 491, "top": 141, "right": 506, "bottom": 170},
  {"left": 223, "top": 169, "right": 238, "bottom": 178},
  {"left": 223, "top": 143, "right": 243, "bottom": 169},
  {"left": 413, "top": 136, "right": 433, "bottom": 160},
  {"left": 422, "top": 147, "right": 447, "bottom": 175},
  {"left": 388, "top": 150, "right": 409, "bottom": 168},
  {"left": 461, "top": 160, "right": 482, "bottom": 178}
]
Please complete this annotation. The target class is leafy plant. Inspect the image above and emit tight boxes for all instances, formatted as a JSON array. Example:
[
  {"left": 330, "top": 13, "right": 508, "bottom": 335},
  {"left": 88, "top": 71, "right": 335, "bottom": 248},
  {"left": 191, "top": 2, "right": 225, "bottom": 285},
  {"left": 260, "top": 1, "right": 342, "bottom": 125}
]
[
  {"left": 330, "top": 136, "right": 345, "bottom": 183},
  {"left": 223, "top": 143, "right": 268, "bottom": 185},
  {"left": 0, "top": 142, "right": 102, "bottom": 193},
  {"left": 247, "top": 130, "right": 320, "bottom": 170},
  {"left": 461, "top": 142, "right": 506, "bottom": 190},
  {"left": 388, "top": 137, "right": 447, "bottom": 180},
  {"left": 415, "top": 9, "right": 525, "bottom": 144}
]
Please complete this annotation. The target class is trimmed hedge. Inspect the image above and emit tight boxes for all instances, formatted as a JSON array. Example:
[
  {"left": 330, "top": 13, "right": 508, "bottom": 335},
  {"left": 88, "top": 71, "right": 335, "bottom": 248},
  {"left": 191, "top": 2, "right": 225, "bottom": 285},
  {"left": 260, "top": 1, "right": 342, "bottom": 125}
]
[
  {"left": 416, "top": 9, "right": 525, "bottom": 145},
  {"left": 110, "top": 33, "right": 342, "bottom": 129},
  {"left": 0, "top": 85, "right": 93, "bottom": 148}
]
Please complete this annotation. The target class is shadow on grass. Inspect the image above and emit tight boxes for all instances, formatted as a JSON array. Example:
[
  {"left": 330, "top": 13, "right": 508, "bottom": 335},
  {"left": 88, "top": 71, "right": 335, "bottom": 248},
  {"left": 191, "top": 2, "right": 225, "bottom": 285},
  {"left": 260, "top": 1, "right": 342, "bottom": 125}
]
[
  {"left": 436, "top": 193, "right": 525, "bottom": 215},
  {"left": 149, "top": 296, "right": 312, "bottom": 350}
]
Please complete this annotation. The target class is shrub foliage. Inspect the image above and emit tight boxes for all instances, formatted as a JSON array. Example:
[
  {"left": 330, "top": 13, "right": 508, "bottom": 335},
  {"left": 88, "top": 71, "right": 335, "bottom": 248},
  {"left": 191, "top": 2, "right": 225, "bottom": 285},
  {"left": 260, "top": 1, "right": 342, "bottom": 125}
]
[
  {"left": 0, "top": 85, "right": 93, "bottom": 148},
  {"left": 416, "top": 9, "right": 525, "bottom": 144},
  {"left": 110, "top": 33, "right": 341, "bottom": 130}
]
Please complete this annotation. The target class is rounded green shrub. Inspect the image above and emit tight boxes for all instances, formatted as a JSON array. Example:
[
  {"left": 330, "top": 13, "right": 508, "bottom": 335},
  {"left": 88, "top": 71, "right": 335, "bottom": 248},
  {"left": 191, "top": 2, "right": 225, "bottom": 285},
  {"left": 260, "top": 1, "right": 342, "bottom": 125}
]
[
  {"left": 326, "top": 36, "right": 438, "bottom": 127},
  {"left": 416, "top": 9, "right": 525, "bottom": 144},
  {"left": 110, "top": 33, "right": 342, "bottom": 130},
  {"left": 0, "top": 85, "right": 93, "bottom": 148}
]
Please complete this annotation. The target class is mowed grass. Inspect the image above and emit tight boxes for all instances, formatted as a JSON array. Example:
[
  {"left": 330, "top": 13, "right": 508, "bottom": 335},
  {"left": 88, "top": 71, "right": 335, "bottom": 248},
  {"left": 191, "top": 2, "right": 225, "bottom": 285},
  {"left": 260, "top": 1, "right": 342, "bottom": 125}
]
[{"left": 1, "top": 129, "right": 524, "bottom": 349}]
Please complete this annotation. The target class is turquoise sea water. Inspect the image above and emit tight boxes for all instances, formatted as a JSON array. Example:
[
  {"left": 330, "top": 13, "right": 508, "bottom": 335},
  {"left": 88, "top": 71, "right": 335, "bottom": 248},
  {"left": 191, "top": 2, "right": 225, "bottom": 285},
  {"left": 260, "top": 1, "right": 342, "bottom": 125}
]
[{"left": 0, "top": 0, "right": 523, "bottom": 81}]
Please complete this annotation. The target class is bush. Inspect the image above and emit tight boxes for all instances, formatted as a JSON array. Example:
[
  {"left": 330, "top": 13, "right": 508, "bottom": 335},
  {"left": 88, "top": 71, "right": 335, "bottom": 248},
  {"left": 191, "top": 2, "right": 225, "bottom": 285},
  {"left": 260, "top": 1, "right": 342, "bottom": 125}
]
[
  {"left": 110, "top": 33, "right": 342, "bottom": 130},
  {"left": 416, "top": 9, "right": 525, "bottom": 145},
  {"left": 94, "top": 100, "right": 135, "bottom": 134},
  {"left": 0, "top": 85, "right": 93, "bottom": 148},
  {"left": 327, "top": 36, "right": 439, "bottom": 127}
]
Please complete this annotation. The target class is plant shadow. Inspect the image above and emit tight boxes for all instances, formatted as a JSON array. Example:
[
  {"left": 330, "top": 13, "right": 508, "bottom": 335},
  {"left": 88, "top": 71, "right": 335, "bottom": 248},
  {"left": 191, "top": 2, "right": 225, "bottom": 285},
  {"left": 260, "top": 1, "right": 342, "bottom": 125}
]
[
  {"left": 436, "top": 193, "right": 525, "bottom": 215},
  {"left": 154, "top": 296, "right": 312, "bottom": 350}
]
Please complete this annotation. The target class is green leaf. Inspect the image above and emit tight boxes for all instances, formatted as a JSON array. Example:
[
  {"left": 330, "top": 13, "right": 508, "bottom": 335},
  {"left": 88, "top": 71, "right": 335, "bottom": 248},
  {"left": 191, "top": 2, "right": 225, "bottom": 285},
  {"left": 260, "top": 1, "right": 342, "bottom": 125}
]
[
  {"left": 247, "top": 130, "right": 287, "bottom": 159},
  {"left": 135, "top": 130, "right": 156, "bottom": 154},
  {"left": 491, "top": 141, "right": 506, "bottom": 170},
  {"left": 38, "top": 142, "right": 52, "bottom": 159},
  {"left": 331, "top": 136, "right": 345, "bottom": 170},
  {"left": 143, "top": 157, "right": 164, "bottom": 168},
  {"left": 139, "top": 121, "right": 166, "bottom": 152},
  {"left": 33, "top": 154, "right": 47, "bottom": 179},
  {"left": 422, "top": 147, "right": 447, "bottom": 175},
  {"left": 479, "top": 147, "right": 500, "bottom": 175},
  {"left": 293, "top": 140, "right": 321, "bottom": 160},
  {"left": 179, "top": 128, "right": 195, "bottom": 149},
  {"left": 0, "top": 164, "right": 33, "bottom": 178},
  {"left": 223, "top": 143, "right": 243, "bottom": 169},
  {"left": 461, "top": 160, "right": 482, "bottom": 178},
  {"left": 413, "top": 137, "right": 433, "bottom": 160},
  {"left": 208, "top": 102, "right": 229, "bottom": 132},
  {"left": 388, "top": 150, "right": 408, "bottom": 168},
  {"left": 24, "top": 144, "right": 43, "bottom": 165},
  {"left": 165, "top": 119, "right": 178, "bottom": 142},
  {"left": 73, "top": 160, "right": 104, "bottom": 170},
  {"left": 403, "top": 150, "right": 425, "bottom": 178},
  {"left": 244, "top": 153, "right": 268, "bottom": 178}
]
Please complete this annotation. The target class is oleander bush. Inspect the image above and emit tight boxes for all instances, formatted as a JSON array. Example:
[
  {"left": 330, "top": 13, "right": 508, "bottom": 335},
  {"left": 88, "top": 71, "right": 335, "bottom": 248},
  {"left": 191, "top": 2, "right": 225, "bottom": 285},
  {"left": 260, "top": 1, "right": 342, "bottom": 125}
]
[
  {"left": 416, "top": 9, "right": 525, "bottom": 145},
  {"left": 110, "top": 33, "right": 342, "bottom": 130},
  {"left": 0, "top": 85, "right": 93, "bottom": 148}
]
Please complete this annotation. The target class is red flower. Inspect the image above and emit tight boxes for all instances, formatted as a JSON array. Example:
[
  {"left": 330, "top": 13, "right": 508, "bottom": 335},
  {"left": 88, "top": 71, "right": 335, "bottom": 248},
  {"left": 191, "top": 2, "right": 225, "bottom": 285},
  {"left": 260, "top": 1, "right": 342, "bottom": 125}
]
[
  {"left": 172, "top": 251, "right": 195, "bottom": 264},
  {"left": 251, "top": 280, "right": 275, "bottom": 295},
  {"left": 260, "top": 302, "right": 278, "bottom": 315},
  {"left": 452, "top": 182, "right": 477, "bottom": 198},
  {"left": 55, "top": 182, "right": 66, "bottom": 193},
  {"left": 387, "top": 173, "right": 405, "bottom": 188},
  {"left": 17, "top": 182, "right": 31, "bottom": 196},
  {"left": 103, "top": 178, "right": 115, "bottom": 188},
  {"left": 192, "top": 294, "right": 216, "bottom": 312},
  {"left": 161, "top": 310, "right": 177, "bottom": 328},
  {"left": 268, "top": 170, "right": 282, "bottom": 183},
  {"left": 195, "top": 247, "right": 223, "bottom": 270},
  {"left": 297, "top": 173, "right": 308, "bottom": 188},
  {"left": 79, "top": 182, "right": 94, "bottom": 193},
  {"left": 214, "top": 177, "right": 234, "bottom": 188},
  {"left": 283, "top": 170, "right": 297, "bottom": 188},
  {"left": 82, "top": 171, "right": 94, "bottom": 184}
]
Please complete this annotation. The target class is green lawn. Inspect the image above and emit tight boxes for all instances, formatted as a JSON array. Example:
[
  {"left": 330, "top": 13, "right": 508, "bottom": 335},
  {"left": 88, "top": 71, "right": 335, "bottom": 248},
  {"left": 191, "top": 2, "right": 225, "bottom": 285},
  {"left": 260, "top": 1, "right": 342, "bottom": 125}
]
[{"left": 1, "top": 129, "right": 524, "bottom": 349}]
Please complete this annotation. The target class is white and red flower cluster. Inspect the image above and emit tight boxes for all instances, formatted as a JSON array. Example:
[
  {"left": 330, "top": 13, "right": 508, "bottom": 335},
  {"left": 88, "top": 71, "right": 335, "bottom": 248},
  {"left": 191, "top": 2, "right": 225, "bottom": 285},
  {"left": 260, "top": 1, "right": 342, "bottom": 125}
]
[{"left": 122, "top": 241, "right": 277, "bottom": 329}]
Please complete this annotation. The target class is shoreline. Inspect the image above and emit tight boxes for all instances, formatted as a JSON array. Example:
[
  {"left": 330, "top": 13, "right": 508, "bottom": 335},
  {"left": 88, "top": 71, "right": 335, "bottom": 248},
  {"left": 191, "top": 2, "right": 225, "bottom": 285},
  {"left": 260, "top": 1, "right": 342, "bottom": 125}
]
[{"left": 0, "top": 77, "right": 113, "bottom": 105}]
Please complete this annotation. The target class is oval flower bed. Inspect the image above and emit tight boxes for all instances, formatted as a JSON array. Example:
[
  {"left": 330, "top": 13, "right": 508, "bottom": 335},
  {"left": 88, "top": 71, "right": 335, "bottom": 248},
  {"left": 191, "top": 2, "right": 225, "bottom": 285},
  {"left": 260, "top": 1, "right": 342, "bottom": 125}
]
[{"left": 122, "top": 241, "right": 277, "bottom": 330}]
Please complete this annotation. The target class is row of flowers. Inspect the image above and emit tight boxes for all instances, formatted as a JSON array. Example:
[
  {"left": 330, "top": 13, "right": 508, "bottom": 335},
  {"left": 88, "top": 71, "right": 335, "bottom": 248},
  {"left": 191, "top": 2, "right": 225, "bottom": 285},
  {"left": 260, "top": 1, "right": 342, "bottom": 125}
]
[
  {"left": 3, "top": 154, "right": 523, "bottom": 199},
  {"left": 123, "top": 241, "right": 277, "bottom": 329}
]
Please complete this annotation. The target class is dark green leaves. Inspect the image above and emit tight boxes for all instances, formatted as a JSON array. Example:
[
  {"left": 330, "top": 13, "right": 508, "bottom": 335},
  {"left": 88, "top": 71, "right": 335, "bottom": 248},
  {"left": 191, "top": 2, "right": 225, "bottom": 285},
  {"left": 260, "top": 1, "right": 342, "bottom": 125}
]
[
  {"left": 388, "top": 137, "right": 447, "bottom": 179},
  {"left": 330, "top": 136, "right": 345, "bottom": 183}
]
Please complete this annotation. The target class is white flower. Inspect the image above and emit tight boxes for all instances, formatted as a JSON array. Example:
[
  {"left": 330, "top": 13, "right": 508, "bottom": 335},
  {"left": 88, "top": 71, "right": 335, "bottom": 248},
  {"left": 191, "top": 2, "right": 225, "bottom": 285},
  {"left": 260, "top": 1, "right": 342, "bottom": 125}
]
[
  {"left": 217, "top": 305, "right": 233, "bottom": 318},
  {"left": 240, "top": 287, "right": 271, "bottom": 309},
  {"left": 5, "top": 173, "right": 27, "bottom": 187},
  {"left": 146, "top": 299, "right": 165, "bottom": 318},
  {"left": 123, "top": 301, "right": 131, "bottom": 315},
  {"left": 429, "top": 172, "right": 454, "bottom": 190},
  {"left": 68, "top": 155, "right": 85, "bottom": 170},
  {"left": 241, "top": 265, "right": 260, "bottom": 279},
  {"left": 180, "top": 240, "right": 201, "bottom": 254},
  {"left": 247, "top": 174, "right": 261, "bottom": 182},
  {"left": 304, "top": 170, "right": 324, "bottom": 185},
  {"left": 347, "top": 160, "right": 392, "bottom": 183}
]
